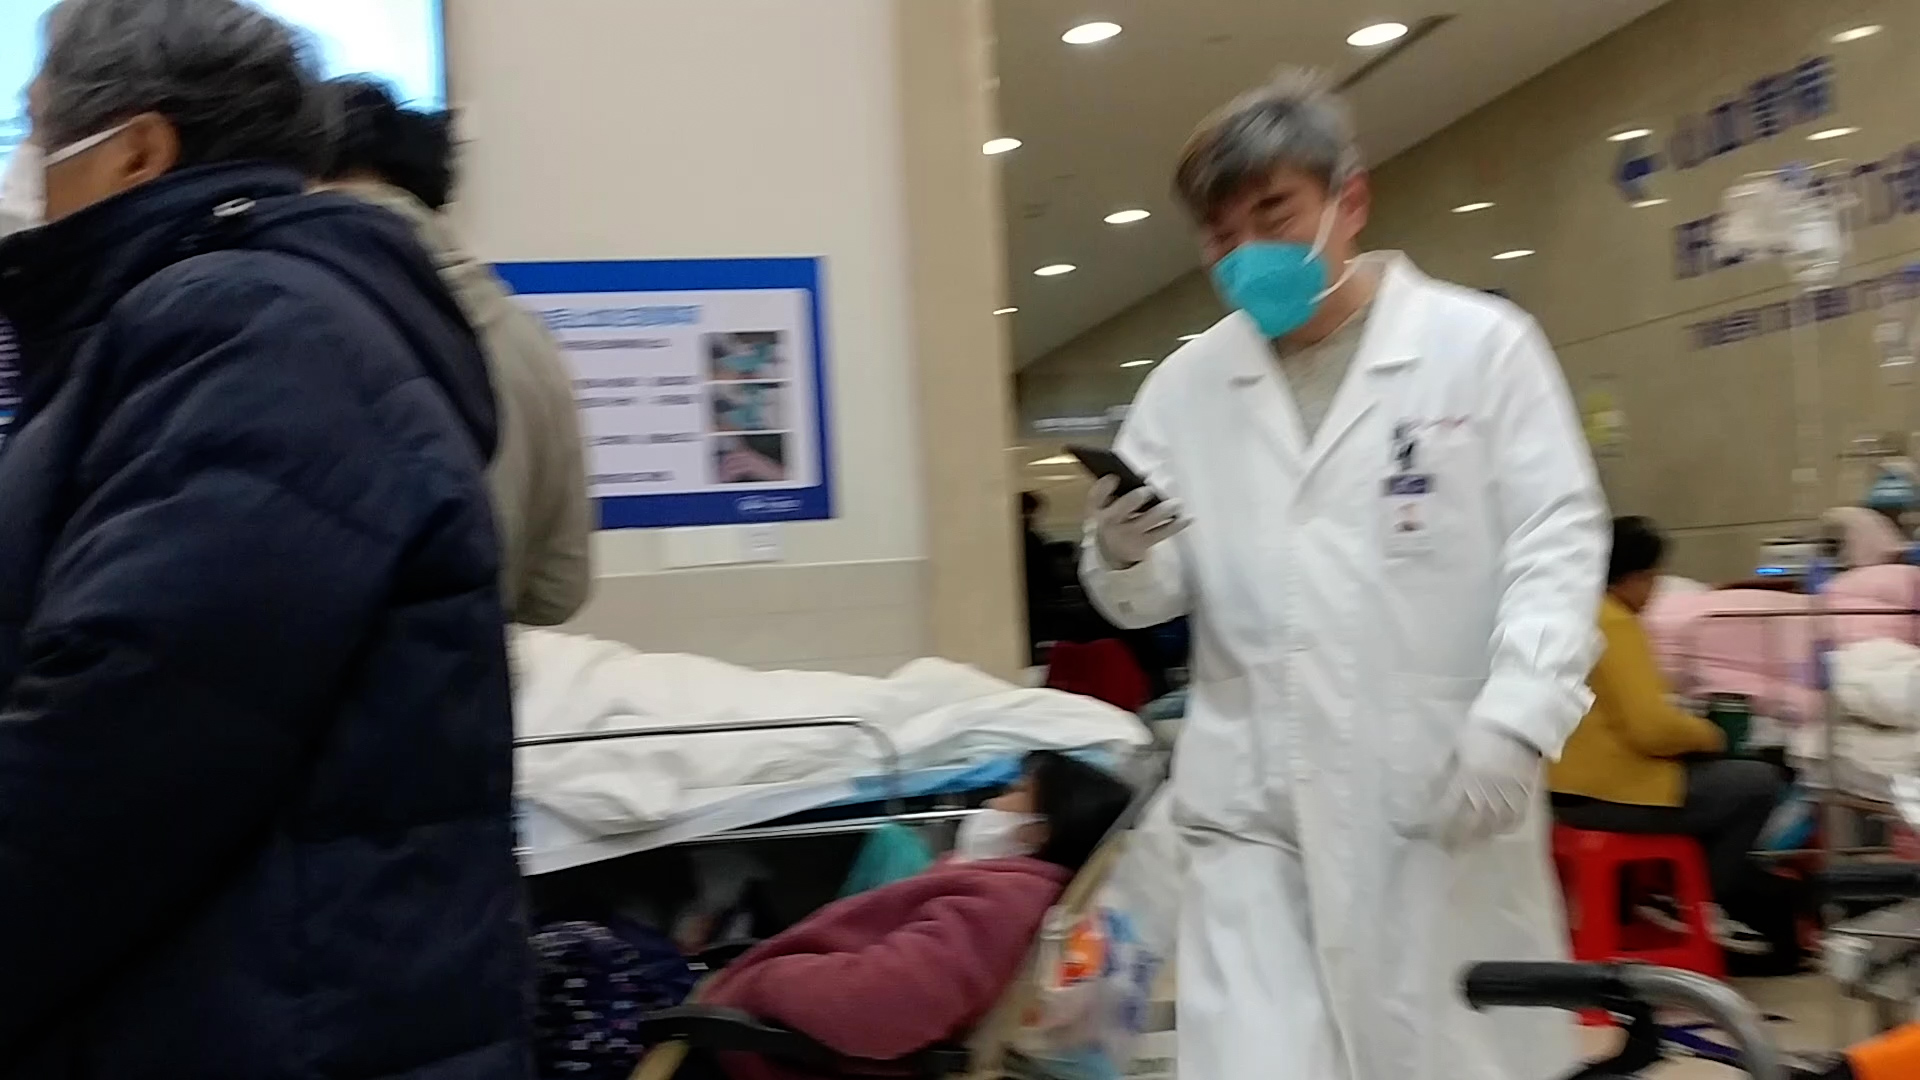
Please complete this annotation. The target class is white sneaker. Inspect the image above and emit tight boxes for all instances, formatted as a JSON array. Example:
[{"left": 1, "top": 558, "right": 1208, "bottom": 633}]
[
  {"left": 1633, "top": 896, "right": 1689, "bottom": 934},
  {"left": 1709, "top": 904, "right": 1772, "bottom": 956},
  {"left": 1634, "top": 897, "right": 1770, "bottom": 955}
]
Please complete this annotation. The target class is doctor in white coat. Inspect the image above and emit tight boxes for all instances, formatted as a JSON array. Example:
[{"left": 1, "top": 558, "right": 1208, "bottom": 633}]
[{"left": 1081, "top": 72, "right": 1608, "bottom": 1080}]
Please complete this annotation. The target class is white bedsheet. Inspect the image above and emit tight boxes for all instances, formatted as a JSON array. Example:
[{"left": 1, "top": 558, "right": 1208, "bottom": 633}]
[
  {"left": 1833, "top": 638, "right": 1920, "bottom": 731},
  {"left": 513, "top": 630, "right": 1151, "bottom": 837}
]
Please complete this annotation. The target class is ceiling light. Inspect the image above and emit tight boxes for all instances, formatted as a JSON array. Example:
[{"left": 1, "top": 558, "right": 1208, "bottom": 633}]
[
  {"left": 1808, "top": 126, "right": 1859, "bottom": 141},
  {"left": 1631, "top": 198, "right": 1670, "bottom": 209},
  {"left": 1034, "top": 263, "right": 1077, "bottom": 277},
  {"left": 1346, "top": 22, "right": 1408, "bottom": 48},
  {"left": 1608, "top": 128, "right": 1654, "bottom": 142},
  {"left": 1451, "top": 201, "right": 1495, "bottom": 214},
  {"left": 1031, "top": 455, "right": 1075, "bottom": 467},
  {"left": 1492, "top": 249, "right": 1535, "bottom": 261},
  {"left": 1062, "top": 21, "right": 1122, "bottom": 45},
  {"left": 993, "top": 306, "right": 1018, "bottom": 316},
  {"left": 1121, "top": 359, "right": 1155, "bottom": 369},
  {"left": 982, "top": 137, "right": 1022, "bottom": 156},
  {"left": 1041, "top": 474, "right": 1079, "bottom": 483},
  {"left": 1832, "top": 24, "right": 1882, "bottom": 44},
  {"left": 1104, "top": 208, "right": 1151, "bottom": 225},
  {"left": 1177, "top": 333, "right": 1202, "bottom": 341}
]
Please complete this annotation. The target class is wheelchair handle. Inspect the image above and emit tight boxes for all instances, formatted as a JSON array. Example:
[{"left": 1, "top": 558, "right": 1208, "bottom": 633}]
[{"left": 1462, "top": 962, "right": 1789, "bottom": 1080}]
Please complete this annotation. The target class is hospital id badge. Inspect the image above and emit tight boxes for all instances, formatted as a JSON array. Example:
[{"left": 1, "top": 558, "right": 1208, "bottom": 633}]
[{"left": 1382, "top": 473, "right": 1435, "bottom": 557}]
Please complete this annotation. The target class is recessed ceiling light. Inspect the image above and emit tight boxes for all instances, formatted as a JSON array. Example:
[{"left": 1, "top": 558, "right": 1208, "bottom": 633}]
[
  {"left": 1492, "top": 249, "right": 1535, "bottom": 261},
  {"left": 1034, "top": 263, "right": 1077, "bottom": 277},
  {"left": 1031, "top": 455, "right": 1075, "bottom": 467},
  {"left": 1062, "top": 21, "right": 1122, "bottom": 45},
  {"left": 1104, "top": 208, "right": 1152, "bottom": 225},
  {"left": 982, "top": 137, "right": 1023, "bottom": 156},
  {"left": 1631, "top": 198, "right": 1670, "bottom": 209},
  {"left": 1121, "top": 359, "right": 1155, "bottom": 369},
  {"left": 1177, "top": 333, "right": 1202, "bottom": 341},
  {"left": 1832, "top": 24, "right": 1882, "bottom": 44},
  {"left": 992, "top": 306, "right": 1018, "bottom": 316},
  {"left": 1346, "top": 22, "right": 1408, "bottom": 48},
  {"left": 1452, "top": 201, "right": 1496, "bottom": 214},
  {"left": 1808, "top": 126, "right": 1860, "bottom": 142},
  {"left": 1608, "top": 128, "right": 1654, "bottom": 142}
]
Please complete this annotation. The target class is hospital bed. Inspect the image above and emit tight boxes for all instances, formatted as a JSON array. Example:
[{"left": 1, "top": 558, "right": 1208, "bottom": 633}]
[
  {"left": 1672, "top": 603, "right": 1920, "bottom": 1028},
  {"left": 510, "top": 630, "right": 1153, "bottom": 879},
  {"left": 514, "top": 715, "right": 1064, "bottom": 876}
]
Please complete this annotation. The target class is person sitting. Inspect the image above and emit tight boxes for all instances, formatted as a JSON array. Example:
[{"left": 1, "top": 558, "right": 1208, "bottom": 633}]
[
  {"left": 1551, "top": 516, "right": 1787, "bottom": 954},
  {"left": 694, "top": 751, "right": 1134, "bottom": 1079}
]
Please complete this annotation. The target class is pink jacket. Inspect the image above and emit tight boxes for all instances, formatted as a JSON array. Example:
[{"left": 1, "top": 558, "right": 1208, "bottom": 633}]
[{"left": 700, "top": 856, "right": 1071, "bottom": 1079}]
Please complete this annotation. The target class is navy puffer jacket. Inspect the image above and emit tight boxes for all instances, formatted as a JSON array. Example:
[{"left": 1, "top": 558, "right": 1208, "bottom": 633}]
[{"left": 0, "top": 164, "right": 530, "bottom": 1078}]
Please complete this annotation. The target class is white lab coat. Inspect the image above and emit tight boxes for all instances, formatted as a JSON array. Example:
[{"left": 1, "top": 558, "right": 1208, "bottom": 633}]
[{"left": 1081, "top": 255, "right": 1607, "bottom": 1080}]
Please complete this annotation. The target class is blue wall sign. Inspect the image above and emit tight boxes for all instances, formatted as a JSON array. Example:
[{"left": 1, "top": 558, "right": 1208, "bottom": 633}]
[{"left": 496, "top": 257, "right": 834, "bottom": 530}]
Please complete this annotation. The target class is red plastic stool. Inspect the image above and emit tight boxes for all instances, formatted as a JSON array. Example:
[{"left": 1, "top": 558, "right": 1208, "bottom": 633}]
[{"left": 1552, "top": 824, "right": 1725, "bottom": 979}]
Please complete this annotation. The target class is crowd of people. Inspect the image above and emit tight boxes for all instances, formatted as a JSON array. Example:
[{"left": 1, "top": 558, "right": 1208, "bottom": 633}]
[{"left": 0, "top": 2, "right": 1819, "bottom": 1080}]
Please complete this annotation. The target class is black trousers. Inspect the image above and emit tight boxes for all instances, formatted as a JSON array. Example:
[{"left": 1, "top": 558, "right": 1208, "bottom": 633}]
[{"left": 1554, "top": 758, "right": 1787, "bottom": 913}]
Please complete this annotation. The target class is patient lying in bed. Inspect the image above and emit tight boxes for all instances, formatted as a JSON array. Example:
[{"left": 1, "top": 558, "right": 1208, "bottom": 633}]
[{"left": 696, "top": 751, "right": 1132, "bottom": 1080}]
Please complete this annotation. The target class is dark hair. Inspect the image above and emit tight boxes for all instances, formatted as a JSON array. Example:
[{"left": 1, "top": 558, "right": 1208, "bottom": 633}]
[
  {"left": 318, "top": 76, "right": 456, "bottom": 209},
  {"left": 1021, "top": 491, "right": 1043, "bottom": 518},
  {"left": 1027, "top": 751, "right": 1133, "bottom": 871},
  {"left": 39, "top": 0, "right": 326, "bottom": 173},
  {"left": 1609, "top": 515, "right": 1666, "bottom": 585}
]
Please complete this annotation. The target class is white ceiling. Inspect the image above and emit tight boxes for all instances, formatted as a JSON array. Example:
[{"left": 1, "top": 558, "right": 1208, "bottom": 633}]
[{"left": 992, "top": 0, "right": 1673, "bottom": 366}]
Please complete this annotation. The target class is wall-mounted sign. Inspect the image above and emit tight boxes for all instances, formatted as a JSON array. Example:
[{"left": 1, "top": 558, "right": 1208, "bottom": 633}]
[
  {"left": 1033, "top": 404, "right": 1131, "bottom": 435},
  {"left": 1580, "top": 385, "right": 1627, "bottom": 458},
  {"left": 496, "top": 258, "right": 833, "bottom": 530},
  {"left": 1686, "top": 263, "right": 1920, "bottom": 350},
  {"left": 1611, "top": 55, "right": 1835, "bottom": 205}
]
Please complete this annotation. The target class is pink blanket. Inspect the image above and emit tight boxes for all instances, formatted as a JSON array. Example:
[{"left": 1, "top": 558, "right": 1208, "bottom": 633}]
[{"left": 1643, "top": 565, "right": 1920, "bottom": 724}]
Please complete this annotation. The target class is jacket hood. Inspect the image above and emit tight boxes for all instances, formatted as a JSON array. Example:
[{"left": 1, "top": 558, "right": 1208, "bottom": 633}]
[{"left": 0, "top": 162, "right": 495, "bottom": 457}]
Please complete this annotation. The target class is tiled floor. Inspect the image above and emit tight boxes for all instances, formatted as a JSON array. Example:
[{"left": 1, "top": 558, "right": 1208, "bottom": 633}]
[{"left": 1578, "top": 975, "right": 1893, "bottom": 1077}]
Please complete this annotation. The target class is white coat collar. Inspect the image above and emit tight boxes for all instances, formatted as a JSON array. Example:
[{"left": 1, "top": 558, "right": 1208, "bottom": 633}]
[{"left": 1219, "top": 252, "right": 1429, "bottom": 478}]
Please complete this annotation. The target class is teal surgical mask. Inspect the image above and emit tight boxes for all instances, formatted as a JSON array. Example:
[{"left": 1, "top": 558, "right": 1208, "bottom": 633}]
[{"left": 1209, "top": 202, "right": 1356, "bottom": 339}]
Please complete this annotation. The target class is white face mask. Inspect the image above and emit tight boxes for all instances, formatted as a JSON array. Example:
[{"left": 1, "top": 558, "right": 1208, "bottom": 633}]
[
  {"left": 953, "top": 809, "right": 1042, "bottom": 862},
  {"left": 0, "top": 121, "right": 134, "bottom": 231}
]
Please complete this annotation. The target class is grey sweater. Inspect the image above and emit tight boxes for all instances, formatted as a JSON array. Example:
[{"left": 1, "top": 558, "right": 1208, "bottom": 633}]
[
  {"left": 1276, "top": 300, "right": 1372, "bottom": 442},
  {"left": 336, "top": 181, "right": 593, "bottom": 625}
]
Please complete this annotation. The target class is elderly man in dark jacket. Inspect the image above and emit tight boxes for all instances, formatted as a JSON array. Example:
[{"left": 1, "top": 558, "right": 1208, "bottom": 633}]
[{"left": 0, "top": 1, "right": 529, "bottom": 1077}]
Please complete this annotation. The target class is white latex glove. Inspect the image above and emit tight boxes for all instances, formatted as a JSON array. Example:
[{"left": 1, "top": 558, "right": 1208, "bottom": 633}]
[
  {"left": 1420, "top": 726, "right": 1543, "bottom": 849},
  {"left": 1087, "top": 475, "right": 1188, "bottom": 569}
]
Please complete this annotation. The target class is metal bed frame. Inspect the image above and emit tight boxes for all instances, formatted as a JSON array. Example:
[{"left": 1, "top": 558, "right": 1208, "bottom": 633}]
[
  {"left": 515, "top": 714, "right": 1127, "bottom": 859},
  {"left": 1683, "top": 602, "right": 1920, "bottom": 1030}
]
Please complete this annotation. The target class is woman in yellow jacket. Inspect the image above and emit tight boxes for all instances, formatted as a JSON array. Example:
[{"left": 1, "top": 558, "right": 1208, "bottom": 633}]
[{"left": 1551, "top": 517, "right": 1786, "bottom": 951}]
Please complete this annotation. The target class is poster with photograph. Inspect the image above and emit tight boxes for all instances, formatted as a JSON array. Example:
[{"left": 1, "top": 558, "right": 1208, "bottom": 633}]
[{"left": 496, "top": 258, "right": 832, "bottom": 529}]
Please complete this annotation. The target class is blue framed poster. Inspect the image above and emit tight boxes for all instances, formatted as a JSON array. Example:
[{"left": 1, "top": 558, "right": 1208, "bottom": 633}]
[{"left": 496, "top": 257, "right": 833, "bottom": 529}]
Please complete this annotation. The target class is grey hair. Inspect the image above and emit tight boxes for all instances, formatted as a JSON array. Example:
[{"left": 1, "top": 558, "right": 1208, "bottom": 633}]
[
  {"left": 1173, "top": 68, "right": 1362, "bottom": 222},
  {"left": 37, "top": 0, "right": 325, "bottom": 172}
]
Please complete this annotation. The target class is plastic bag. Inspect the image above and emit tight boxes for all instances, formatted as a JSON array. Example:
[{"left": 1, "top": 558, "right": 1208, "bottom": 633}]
[{"left": 1014, "top": 791, "right": 1182, "bottom": 1080}]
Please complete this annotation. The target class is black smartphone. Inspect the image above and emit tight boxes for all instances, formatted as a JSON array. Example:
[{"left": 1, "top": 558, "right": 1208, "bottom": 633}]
[{"left": 1066, "top": 445, "right": 1162, "bottom": 509}]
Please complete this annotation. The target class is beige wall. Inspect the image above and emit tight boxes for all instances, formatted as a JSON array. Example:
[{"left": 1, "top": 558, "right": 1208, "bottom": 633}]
[
  {"left": 448, "top": 0, "right": 1020, "bottom": 676},
  {"left": 1018, "top": 0, "right": 1920, "bottom": 580}
]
